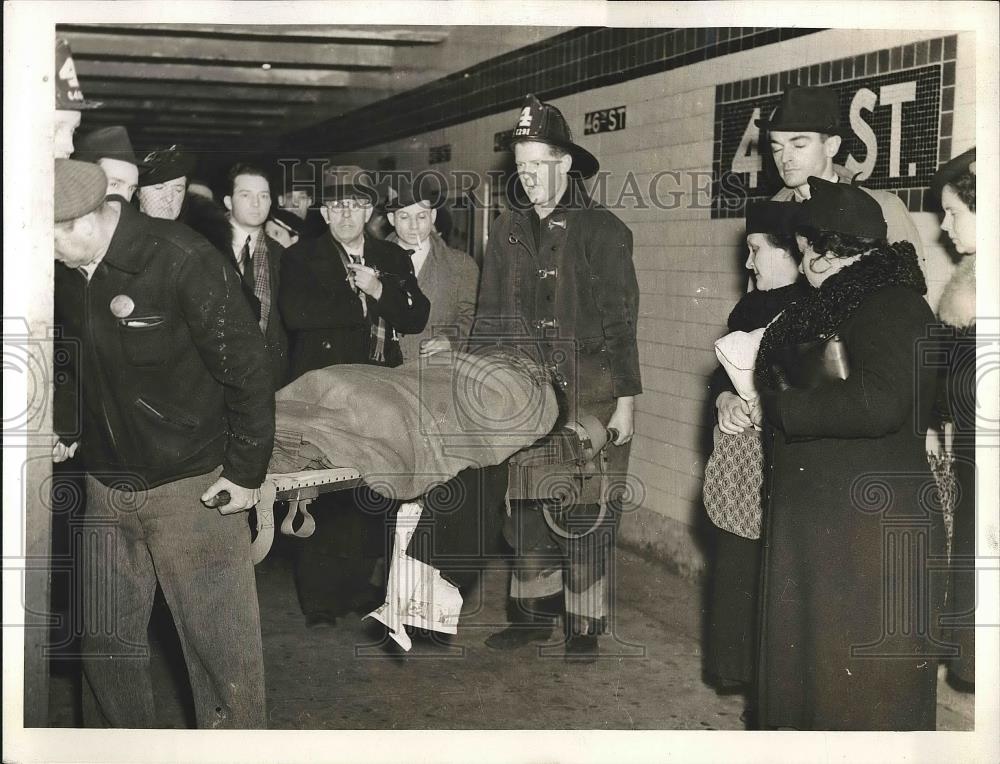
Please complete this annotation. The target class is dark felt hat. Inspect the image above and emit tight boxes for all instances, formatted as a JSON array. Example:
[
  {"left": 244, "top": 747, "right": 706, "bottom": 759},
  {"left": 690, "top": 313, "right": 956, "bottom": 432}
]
[
  {"left": 384, "top": 173, "right": 447, "bottom": 211},
  {"left": 932, "top": 147, "right": 976, "bottom": 195},
  {"left": 55, "top": 38, "right": 101, "bottom": 111},
  {"left": 73, "top": 126, "right": 145, "bottom": 166},
  {"left": 54, "top": 159, "right": 107, "bottom": 222},
  {"left": 509, "top": 93, "right": 600, "bottom": 178},
  {"left": 320, "top": 165, "right": 380, "bottom": 205},
  {"left": 794, "top": 176, "right": 887, "bottom": 240},
  {"left": 137, "top": 145, "right": 196, "bottom": 187},
  {"left": 755, "top": 86, "right": 847, "bottom": 136},
  {"left": 268, "top": 207, "right": 308, "bottom": 237},
  {"left": 746, "top": 201, "right": 798, "bottom": 237}
]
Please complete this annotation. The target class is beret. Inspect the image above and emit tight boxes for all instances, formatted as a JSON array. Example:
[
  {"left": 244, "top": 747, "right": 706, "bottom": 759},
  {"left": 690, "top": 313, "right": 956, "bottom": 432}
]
[{"left": 54, "top": 159, "right": 107, "bottom": 222}]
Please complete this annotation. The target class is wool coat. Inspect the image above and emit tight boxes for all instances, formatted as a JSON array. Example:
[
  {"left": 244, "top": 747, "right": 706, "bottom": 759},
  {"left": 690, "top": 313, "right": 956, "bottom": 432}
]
[
  {"left": 393, "top": 231, "right": 479, "bottom": 362},
  {"left": 53, "top": 202, "right": 275, "bottom": 490},
  {"left": 470, "top": 185, "right": 641, "bottom": 425},
  {"left": 756, "top": 275, "right": 946, "bottom": 730},
  {"left": 278, "top": 231, "right": 430, "bottom": 379}
]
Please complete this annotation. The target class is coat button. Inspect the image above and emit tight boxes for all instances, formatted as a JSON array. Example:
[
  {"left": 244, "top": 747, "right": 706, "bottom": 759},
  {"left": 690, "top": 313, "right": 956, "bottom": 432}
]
[
  {"left": 322, "top": 341, "right": 332, "bottom": 350},
  {"left": 508, "top": 235, "right": 518, "bottom": 244}
]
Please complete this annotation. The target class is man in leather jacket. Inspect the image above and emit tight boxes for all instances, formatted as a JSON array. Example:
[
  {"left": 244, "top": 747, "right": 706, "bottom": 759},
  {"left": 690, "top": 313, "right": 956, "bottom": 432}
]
[{"left": 52, "top": 159, "right": 274, "bottom": 728}]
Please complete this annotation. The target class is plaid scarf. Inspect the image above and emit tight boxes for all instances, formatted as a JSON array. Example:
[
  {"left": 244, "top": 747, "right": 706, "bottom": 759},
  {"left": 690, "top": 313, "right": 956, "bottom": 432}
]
[
  {"left": 340, "top": 245, "right": 388, "bottom": 364},
  {"left": 250, "top": 231, "right": 271, "bottom": 333}
]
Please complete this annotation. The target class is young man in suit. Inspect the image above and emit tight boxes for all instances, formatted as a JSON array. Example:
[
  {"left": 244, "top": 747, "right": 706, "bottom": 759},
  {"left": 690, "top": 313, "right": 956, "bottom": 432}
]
[
  {"left": 386, "top": 176, "right": 479, "bottom": 362},
  {"left": 224, "top": 162, "right": 290, "bottom": 390}
]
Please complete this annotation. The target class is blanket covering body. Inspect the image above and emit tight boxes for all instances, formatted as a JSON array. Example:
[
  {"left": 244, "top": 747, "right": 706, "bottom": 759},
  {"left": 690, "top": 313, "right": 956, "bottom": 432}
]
[{"left": 270, "top": 351, "right": 558, "bottom": 500}]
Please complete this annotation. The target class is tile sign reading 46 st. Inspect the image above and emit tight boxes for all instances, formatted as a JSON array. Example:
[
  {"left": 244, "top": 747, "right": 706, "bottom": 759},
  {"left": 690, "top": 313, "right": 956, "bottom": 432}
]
[{"left": 711, "top": 36, "right": 957, "bottom": 217}]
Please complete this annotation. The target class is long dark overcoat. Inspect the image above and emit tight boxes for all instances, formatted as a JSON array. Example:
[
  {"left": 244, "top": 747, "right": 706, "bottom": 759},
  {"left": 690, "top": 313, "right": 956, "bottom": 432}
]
[
  {"left": 278, "top": 232, "right": 430, "bottom": 379},
  {"left": 758, "top": 285, "right": 947, "bottom": 730}
]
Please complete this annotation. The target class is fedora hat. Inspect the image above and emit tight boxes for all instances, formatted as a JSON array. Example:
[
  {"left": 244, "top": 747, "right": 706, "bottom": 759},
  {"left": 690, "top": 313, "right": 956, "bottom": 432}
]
[
  {"left": 793, "top": 176, "right": 887, "bottom": 240},
  {"left": 509, "top": 93, "right": 600, "bottom": 178},
  {"left": 320, "top": 165, "right": 380, "bottom": 206},
  {"left": 384, "top": 173, "right": 447, "bottom": 211},
  {"left": 755, "top": 86, "right": 847, "bottom": 136},
  {"left": 73, "top": 125, "right": 145, "bottom": 167},
  {"left": 55, "top": 38, "right": 101, "bottom": 111}
]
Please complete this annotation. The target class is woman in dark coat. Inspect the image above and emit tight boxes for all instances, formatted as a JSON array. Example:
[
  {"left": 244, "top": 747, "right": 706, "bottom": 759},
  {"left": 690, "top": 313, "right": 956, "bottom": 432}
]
[
  {"left": 704, "top": 201, "right": 808, "bottom": 691},
  {"left": 931, "top": 148, "right": 977, "bottom": 689},
  {"left": 754, "top": 177, "right": 945, "bottom": 730}
]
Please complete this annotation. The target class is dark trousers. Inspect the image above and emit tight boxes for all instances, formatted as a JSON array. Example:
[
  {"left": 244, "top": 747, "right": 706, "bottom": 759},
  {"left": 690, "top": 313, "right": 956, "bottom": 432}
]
[
  {"left": 81, "top": 468, "right": 265, "bottom": 729},
  {"left": 293, "top": 486, "right": 394, "bottom": 618}
]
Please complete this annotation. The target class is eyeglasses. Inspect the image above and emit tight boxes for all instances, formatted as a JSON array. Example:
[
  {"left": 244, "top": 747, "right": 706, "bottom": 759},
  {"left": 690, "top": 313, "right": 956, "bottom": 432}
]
[{"left": 324, "top": 198, "right": 371, "bottom": 210}]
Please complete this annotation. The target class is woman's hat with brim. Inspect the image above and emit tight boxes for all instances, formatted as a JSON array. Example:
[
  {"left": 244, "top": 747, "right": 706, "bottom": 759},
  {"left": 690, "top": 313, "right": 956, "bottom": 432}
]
[
  {"left": 793, "top": 176, "right": 887, "bottom": 240},
  {"left": 931, "top": 147, "right": 976, "bottom": 196},
  {"left": 56, "top": 39, "right": 101, "bottom": 111},
  {"left": 320, "top": 165, "right": 380, "bottom": 206},
  {"left": 509, "top": 93, "right": 600, "bottom": 179},
  {"left": 746, "top": 200, "right": 798, "bottom": 236},
  {"left": 755, "top": 86, "right": 848, "bottom": 137},
  {"left": 384, "top": 173, "right": 447, "bottom": 211},
  {"left": 74, "top": 126, "right": 146, "bottom": 167},
  {"left": 137, "top": 145, "right": 196, "bottom": 187}
]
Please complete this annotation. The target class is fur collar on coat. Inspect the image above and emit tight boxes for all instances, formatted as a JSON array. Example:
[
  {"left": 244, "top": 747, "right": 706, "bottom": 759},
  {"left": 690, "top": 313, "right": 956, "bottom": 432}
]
[
  {"left": 937, "top": 255, "right": 976, "bottom": 329},
  {"left": 755, "top": 242, "right": 927, "bottom": 390}
]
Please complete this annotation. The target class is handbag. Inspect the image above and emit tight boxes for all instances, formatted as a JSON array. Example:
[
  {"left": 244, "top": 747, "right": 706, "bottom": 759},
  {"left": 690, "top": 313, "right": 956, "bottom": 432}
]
[
  {"left": 773, "top": 334, "right": 850, "bottom": 391},
  {"left": 702, "top": 424, "right": 764, "bottom": 540}
]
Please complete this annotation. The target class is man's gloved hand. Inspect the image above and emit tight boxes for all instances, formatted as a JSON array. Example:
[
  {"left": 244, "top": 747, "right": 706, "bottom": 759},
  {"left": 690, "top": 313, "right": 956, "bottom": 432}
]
[
  {"left": 51, "top": 437, "right": 79, "bottom": 463},
  {"left": 201, "top": 477, "right": 261, "bottom": 513}
]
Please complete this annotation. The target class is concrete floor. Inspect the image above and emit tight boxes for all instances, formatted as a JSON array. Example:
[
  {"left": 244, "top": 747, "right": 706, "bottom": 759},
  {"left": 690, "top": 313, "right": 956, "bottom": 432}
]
[{"left": 48, "top": 540, "right": 974, "bottom": 731}]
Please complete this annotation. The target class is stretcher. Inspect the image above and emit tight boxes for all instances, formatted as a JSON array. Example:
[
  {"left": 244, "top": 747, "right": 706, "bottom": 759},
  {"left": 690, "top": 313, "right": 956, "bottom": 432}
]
[
  {"left": 204, "top": 413, "right": 617, "bottom": 650},
  {"left": 205, "top": 412, "right": 618, "bottom": 565}
]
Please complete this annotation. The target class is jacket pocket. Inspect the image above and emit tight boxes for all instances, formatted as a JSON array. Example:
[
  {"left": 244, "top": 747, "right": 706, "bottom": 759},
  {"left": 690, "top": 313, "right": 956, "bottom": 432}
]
[
  {"left": 133, "top": 396, "right": 199, "bottom": 430},
  {"left": 118, "top": 315, "right": 168, "bottom": 367}
]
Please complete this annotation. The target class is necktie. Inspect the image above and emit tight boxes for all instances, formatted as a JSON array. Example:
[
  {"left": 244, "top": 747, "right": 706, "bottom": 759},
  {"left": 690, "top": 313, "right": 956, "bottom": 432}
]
[
  {"left": 240, "top": 235, "right": 256, "bottom": 293},
  {"left": 348, "top": 252, "right": 367, "bottom": 317}
]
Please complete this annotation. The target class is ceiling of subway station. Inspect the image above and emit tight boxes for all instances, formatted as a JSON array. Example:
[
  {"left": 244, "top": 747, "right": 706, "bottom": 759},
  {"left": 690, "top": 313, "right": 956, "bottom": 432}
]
[{"left": 61, "top": 23, "right": 569, "bottom": 155}]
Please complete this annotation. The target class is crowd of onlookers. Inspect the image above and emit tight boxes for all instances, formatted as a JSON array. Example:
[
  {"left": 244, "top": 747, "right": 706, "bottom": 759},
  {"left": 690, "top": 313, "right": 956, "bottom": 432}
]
[{"left": 52, "top": 35, "right": 978, "bottom": 731}]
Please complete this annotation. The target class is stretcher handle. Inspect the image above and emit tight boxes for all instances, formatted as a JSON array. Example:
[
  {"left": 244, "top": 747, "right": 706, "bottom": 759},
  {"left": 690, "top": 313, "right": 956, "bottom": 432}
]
[{"left": 202, "top": 489, "right": 231, "bottom": 509}]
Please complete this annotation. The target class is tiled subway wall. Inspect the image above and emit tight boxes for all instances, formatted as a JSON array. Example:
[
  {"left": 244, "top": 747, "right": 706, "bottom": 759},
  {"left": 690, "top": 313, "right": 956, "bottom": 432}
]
[
  {"left": 282, "top": 27, "right": 820, "bottom": 154},
  {"left": 327, "top": 28, "right": 975, "bottom": 574}
]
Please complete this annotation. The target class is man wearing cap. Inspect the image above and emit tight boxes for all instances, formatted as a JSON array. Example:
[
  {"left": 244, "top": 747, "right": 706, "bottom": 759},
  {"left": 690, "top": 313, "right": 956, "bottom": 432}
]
[
  {"left": 265, "top": 207, "right": 307, "bottom": 249},
  {"left": 760, "top": 86, "right": 923, "bottom": 258},
  {"left": 277, "top": 178, "right": 327, "bottom": 240},
  {"left": 73, "top": 125, "right": 144, "bottom": 202},
  {"left": 51, "top": 159, "right": 274, "bottom": 728},
  {"left": 471, "top": 94, "right": 641, "bottom": 662},
  {"left": 54, "top": 38, "right": 100, "bottom": 158},
  {"left": 278, "top": 165, "right": 430, "bottom": 625},
  {"left": 224, "top": 161, "right": 289, "bottom": 390},
  {"left": 386, "top": 175, "right": 479, "bottom": 361}
]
